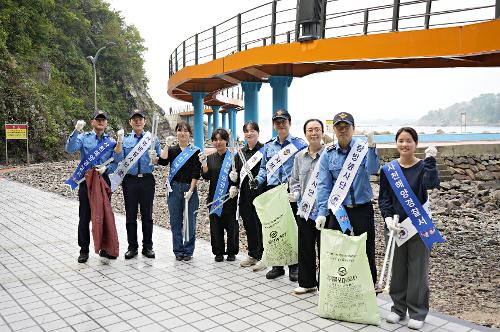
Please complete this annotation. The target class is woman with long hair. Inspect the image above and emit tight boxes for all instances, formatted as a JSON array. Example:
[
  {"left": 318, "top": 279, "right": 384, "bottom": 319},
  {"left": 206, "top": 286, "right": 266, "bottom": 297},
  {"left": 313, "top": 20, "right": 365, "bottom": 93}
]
[
  {"left": 159, "top": 121, "right": 201, "bottom": 261},
  {"left": 378, "top": 127, "right": 440, "bottom": 330},
  {"left": 200, "top": 128, "right": 239, "bottom": 262}
]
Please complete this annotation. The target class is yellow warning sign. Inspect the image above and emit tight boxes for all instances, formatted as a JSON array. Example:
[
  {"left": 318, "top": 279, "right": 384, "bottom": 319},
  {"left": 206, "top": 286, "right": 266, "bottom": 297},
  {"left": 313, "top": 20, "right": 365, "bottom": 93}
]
[{"left": 5, "top": 124, "right": 28, "bottom": 139}]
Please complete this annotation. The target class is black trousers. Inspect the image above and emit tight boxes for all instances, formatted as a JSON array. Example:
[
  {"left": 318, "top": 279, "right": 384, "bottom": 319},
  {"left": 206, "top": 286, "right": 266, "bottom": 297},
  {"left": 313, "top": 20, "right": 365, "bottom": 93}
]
[
  {"left": 327, "top": 202, "right": 377, "bottom": 284},
  {"left": 122, "top": 174, "right": 155, "bottom": 250},
  {"left": 239, "top": 198, "right": 263, "bottom": 260},
  {"left": 298, "top": 216, "right": 320, "bottom": 288},
  {"left": 209, "top": 209, "right": 239, "bottom": 256},
  {"left": 78, "top": 174, "right": 110, "bottom": 254}
]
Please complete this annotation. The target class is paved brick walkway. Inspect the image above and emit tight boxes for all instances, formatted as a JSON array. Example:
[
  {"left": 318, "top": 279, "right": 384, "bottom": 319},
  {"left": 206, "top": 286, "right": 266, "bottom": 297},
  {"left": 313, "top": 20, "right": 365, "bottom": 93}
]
[{"left": 0, "top": 179, "right": 495, "bottom": 332}]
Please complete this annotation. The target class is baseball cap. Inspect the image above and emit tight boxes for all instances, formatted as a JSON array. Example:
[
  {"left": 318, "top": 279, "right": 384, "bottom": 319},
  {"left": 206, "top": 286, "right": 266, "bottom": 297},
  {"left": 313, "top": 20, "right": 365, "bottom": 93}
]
[
  {"left": 93, "top": 110, "right": 108, "bottom": 120},
  {"left": 272, "top": 109, "right": 291, "bottom": 122},
  {"left": 333, "top": 112, "right": 355, "bottom": 126},
  {"left": 129, "top": 109, "right": 146, "bottom": 119}
]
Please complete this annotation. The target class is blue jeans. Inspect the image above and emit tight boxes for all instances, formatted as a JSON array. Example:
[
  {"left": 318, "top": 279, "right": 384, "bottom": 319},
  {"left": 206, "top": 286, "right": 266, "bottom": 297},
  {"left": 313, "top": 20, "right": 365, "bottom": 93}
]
[{"left": 167, "top": 181, "right": 199, "bottom": 257}]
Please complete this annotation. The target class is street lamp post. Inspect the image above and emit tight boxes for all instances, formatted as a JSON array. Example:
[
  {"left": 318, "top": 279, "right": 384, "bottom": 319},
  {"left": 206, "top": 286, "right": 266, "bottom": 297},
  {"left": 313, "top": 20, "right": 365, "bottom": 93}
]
[{"left": 87, "top": 42, "right": 116, "bottom": 112}]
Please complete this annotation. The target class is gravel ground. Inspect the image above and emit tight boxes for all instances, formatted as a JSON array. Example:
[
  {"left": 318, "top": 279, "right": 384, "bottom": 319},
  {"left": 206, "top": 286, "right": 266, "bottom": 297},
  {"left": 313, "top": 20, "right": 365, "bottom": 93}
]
[{"left": 1, "top": 160, "right": 499, "bottom": 328}]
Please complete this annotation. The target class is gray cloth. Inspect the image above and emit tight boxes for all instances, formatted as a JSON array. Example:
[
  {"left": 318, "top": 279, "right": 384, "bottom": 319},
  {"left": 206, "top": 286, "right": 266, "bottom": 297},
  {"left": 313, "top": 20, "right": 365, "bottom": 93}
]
[
  {"left": 389, "top": 234, "right": 430, "bottom": 321},
  {"left": 289, "top": 146, "right": 325, "bottom": 199}
]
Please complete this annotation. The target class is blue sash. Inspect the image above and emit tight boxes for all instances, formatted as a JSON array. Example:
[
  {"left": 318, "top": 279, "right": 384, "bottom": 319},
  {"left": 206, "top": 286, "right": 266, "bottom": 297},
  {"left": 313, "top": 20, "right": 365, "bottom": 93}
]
[
  {"left": 65, "top": 138, "right": 116, "bottom": 190},
  {"left": 383, "top": 160, "right": 444, "bottom": 250},
  {"left": 335, "top": 205, "right": 352, "bottom": 233},
  {"left": 169, "top": 144, "right": 200, "bottom": 183},
  {"left": 210, "top": 151, "right": 233, "bottom": 217},
  {"left": 292, "top": 138, "right": 308, "bottom": 151}
]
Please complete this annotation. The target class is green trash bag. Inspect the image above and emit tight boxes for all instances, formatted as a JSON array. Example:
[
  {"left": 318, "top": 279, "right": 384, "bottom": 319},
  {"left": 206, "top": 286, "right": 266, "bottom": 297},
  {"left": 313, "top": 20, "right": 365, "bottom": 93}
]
[
  {"left": 318, "top": 229, "right": 380, "bottom": 325},
  {"left": 253, "top": 184, "right": 298, "bottom": 267}
]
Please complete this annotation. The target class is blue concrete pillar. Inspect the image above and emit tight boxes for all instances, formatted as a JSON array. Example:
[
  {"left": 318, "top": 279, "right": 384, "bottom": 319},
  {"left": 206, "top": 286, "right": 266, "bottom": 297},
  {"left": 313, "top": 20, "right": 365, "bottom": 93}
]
[
  {"left": 207, "top": 113, "right": 213, "bottom": 140},
  {"left": 221, "top": 111, "right": 227, "bottom": 129},
  {"left": 191, "top": 92, "right": 207, "bottom": 151},
  {"left": 227, "top": 109, "right": 232, "bottom": 133},
  {"left": 241, "top": 82, "right": 262, "bottom": 124},
  {"left": 232, "top": 109, "right": 237, "bottom": 141},
  {"left": 227, "top": 108, "right": 237, "bottom": 141},
  {"left": 212, "top": 105, "right": 220, "bottom": 130},
  {"left": 268, "top": 76, "right": 293, "bottom": 137}
]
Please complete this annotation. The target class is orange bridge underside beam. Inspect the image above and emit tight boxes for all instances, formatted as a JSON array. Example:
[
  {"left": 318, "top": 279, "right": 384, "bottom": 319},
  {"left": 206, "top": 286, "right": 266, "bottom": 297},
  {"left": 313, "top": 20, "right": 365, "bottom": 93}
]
[{"left": 168, "top": 20, "right": 500, "bottom": 105}]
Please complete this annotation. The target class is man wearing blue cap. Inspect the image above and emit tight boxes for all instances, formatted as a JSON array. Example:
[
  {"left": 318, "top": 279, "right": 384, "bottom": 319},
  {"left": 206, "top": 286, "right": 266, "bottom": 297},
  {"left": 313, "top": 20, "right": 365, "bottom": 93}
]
[
  {"left": 249, "top": 109, "right": 307, "bottom": 281},
  {"left": 120, "top": 109, "right": 161, "bottom": 260},
  {"left": 65, "top": 110, "right": 124, "bottom": 263},
  {"left": 315, "top": 112, "right": 380, "bottom": 284}
]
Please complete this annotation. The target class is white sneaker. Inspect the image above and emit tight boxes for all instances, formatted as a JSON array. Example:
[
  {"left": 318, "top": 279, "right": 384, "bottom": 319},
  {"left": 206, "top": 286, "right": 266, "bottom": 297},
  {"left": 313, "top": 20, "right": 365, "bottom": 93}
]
[
  {"left": 407, "top": 319, "right": 424, "bottom": 330},
  {"left": 293, "top": 287, "right": 316, "bottom": 295},
  {"left": 240, "top": 256, "right": 258, "bottom": 267},
  {"left": 252, "top": 261, "right": 267, "bottom": 272},
  {"left": 386, "top": 312, "right": 403, "bottom": 324}
]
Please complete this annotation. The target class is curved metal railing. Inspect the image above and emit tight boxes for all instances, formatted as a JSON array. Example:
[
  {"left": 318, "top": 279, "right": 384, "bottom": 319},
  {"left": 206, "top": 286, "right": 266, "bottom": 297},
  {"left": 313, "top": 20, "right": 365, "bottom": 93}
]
[
  {"left": 169, "top": 0, "right": 499, "bottom": 77},
  {"left": 169, "top": 85, "right": 244, "bottom": 115}
]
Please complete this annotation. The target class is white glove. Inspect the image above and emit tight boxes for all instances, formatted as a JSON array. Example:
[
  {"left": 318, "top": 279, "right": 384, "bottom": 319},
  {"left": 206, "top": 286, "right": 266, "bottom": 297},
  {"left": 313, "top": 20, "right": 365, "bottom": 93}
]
[
  {"left": 148, "top": 149, "right": 158, "bottom": 162},
  {"left": 367, "top": 131, "right": 375, "bottom": 147},
  {"left": 229, "top": 170, "right": 238, "bottom": 182},
  {"left": 184, "top": 190, "right": 193, "bottom": 200},
  {"left": 165, "top": 136, "right": 176, "bottom": 146},
  {"left": 229, "top": 186, "right": 238, "bottom": 199},
  {"left": 288, "top": 191, "right": 300, "bottom": 202},
  {"left": 116, "top": 129, "right": 124, "bottom": 144},
  {"left": 199, "top": 152, "right": 207, "bottom": 167},
  {"left": 75, "top": 120, "right": 85, "bottom": 132},
  {"left": 315, "top": 216, "right": 327, "bottom": 230},
  {"left": 385, "top": 217, "right": 400, "bottom": 232},
  {"left": 95, "top": 164, "right": 106, "bottom": 175},
  {"left": 425, "top": 146, "right": 437, "bottom": 158}
]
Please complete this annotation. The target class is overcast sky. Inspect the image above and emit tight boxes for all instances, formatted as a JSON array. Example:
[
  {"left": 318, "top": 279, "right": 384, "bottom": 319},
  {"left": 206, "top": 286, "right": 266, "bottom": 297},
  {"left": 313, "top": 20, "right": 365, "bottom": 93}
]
[{"left": 106, "top": 0, "right": 500, "bottom": 139}]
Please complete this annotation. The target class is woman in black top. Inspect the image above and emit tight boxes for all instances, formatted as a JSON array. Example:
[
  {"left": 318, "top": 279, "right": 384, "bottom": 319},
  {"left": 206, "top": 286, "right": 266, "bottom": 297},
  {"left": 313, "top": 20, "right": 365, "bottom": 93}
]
[
  {"left": 200, "top": 128, "right": 239, "bottom": 262},
  {"left": 378, "top": 127, "right": 440, "bottom": 330},
  {"left": 158, "top": 121, "right": 201, "bottom": 261},
  {"left": 231, "top": 121, "right": 265, "bottom": 270}
]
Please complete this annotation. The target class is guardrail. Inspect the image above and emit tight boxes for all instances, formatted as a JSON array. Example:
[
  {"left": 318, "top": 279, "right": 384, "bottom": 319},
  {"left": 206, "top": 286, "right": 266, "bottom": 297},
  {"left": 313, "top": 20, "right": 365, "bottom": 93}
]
[{"left": 169, "top": 0, "right": 499, "bottom": 77}]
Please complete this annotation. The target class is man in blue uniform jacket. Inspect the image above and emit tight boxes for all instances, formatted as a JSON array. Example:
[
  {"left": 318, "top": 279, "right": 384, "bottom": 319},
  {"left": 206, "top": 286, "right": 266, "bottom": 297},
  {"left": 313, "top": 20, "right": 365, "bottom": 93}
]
[
  {"left": 315, "top": 112, "right": 380, "bottom": 284},
  {"left": 65, "top": 110, "right": 124, "bottom": 263},
  {"left": 120, "top": 109, "right": 161, "bottom": 260},
  {"left": 250, "top": 109, "right": 307, "bottom": 282}
]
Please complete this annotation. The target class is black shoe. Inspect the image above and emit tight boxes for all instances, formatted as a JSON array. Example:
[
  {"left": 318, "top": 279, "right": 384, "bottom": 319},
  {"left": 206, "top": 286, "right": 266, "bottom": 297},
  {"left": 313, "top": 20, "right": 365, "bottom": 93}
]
[
  {"left": 266, "top": 267, "right": 285, "bottom": 279},
  {"left": 99, "top": 250, "right": 117, "bottom": 259},
  {"left": 226, "top": 254, "right": 236, "bottom": 262},
  {"left": 78, "top": 252, "right": 89, "bottom": 263},
  {"left": 142, "top": 248, "right": 155, "bottom": 258},
  {"left": 175, "top": 256, "right": 184, "bottom": 261},
  {"left": 215, "top": 255, "right": 224, "bottom": 262},
  {"left": 289, "top": 267, "right": 299, "bottom": 282},
  {"left": 183, "top": 256, "right": 192, "bottom": 261},
  {"left": 125, "top": 249, "right": 138, "bottom": 260}
]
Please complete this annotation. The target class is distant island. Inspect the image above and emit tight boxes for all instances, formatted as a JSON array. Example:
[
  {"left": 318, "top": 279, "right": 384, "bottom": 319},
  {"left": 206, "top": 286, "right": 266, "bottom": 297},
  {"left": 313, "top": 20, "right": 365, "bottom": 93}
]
[{"left": 416, "top": 93, "right": 500, "bottom": 126}]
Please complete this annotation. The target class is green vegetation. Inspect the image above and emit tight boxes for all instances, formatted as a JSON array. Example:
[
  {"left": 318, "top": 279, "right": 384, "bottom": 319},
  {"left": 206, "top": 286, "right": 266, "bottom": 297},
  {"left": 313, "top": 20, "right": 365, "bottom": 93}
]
[
  {"left": 417, "top": 93, "right": 500, "bottom": 126},
  {"left": 0, "top": 0, "right": 160, "bottom": 162}
]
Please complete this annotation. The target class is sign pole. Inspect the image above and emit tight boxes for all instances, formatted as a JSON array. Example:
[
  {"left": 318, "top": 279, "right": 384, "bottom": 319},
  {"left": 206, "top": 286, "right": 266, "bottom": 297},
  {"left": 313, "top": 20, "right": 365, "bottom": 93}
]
[
  {"left": 26, "top": 122, "right": 29, "bottom": 164},
  {"left": 4, "top": 122, "right": 8, "bottom": 165}
]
